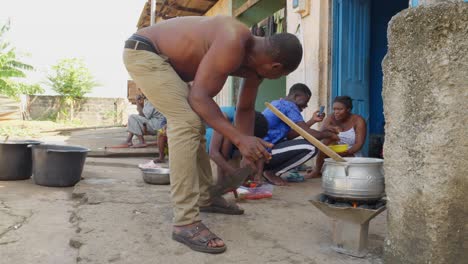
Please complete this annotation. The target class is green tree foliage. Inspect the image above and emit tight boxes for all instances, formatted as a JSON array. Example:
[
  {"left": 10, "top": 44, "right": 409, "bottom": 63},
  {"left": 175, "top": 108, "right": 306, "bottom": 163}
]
[
  {"left": 0, "top": 21, "right": 43, "bottom": 99},
  {"left": 46, "top": 58, "right": 98, "bottom": 120}
]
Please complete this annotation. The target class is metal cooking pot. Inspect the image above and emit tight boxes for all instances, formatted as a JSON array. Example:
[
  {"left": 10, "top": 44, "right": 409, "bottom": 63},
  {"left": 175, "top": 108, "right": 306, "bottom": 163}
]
[{"left": 322, "top": 157, "right": 385, "bottom": 201}]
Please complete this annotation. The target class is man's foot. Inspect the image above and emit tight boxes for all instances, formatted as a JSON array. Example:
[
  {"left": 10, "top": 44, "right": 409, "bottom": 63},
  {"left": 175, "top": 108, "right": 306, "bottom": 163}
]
[
  {"left": 263, "top": 171, "right": 288, "bottom": 186},
  {"left": 107, "top": 142, "right": 132, "bottom": 148},
  {"left": 131, "top": 143, "right": 147, "bottom": 148},
  {"left": 200, "top": 196, "right": 244, "bottom": 215},
  {"left": 172, "top": 221, "right": 226, "bottom": 254},
  {"left": 304, "top": 169, "right": 322, "bottom": 179}
]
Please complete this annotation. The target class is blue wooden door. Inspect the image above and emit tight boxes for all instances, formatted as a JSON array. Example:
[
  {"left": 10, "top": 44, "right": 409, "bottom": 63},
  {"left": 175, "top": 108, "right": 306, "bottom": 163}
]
[{"left": 332, "top": 0, "right": 370, "bottom": 155}]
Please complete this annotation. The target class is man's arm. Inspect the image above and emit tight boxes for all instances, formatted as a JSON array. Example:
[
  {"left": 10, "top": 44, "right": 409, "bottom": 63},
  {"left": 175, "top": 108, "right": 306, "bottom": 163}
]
[
  {"left": 235, "top": 77, "right": 263, "bottom": 137},
  {"left": 189, "top": 30, "right": 248, "bottom": 146},
  {"left": 209, "top": 130, "right": 235, "bottom": 175},
  {"left": 293, "top": 121, "right": 339, "bottom": 141},
  {"left": 287, "top": 110, "right": 324, "bottom": 139},
  {"left": 189, "top": 29, "right": 271, "bottom": 163}
]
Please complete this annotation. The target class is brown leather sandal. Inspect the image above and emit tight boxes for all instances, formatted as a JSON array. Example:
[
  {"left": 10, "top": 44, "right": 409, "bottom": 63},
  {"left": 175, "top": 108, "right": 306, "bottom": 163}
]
[{"left": 172, "top": 222, "right": 226, "bottom": 254}]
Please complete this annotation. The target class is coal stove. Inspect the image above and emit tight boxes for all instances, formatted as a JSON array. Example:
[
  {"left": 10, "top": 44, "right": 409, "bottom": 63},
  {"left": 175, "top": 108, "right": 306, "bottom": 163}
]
[{"left": 309, "top": 194, "right": 386, "bottom": 258}]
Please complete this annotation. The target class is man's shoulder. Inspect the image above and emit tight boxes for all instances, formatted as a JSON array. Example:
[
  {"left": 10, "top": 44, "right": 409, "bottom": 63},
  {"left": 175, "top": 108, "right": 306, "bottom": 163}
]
[{"left": 272, "top": 99, "right": 297, "bottom": 110}]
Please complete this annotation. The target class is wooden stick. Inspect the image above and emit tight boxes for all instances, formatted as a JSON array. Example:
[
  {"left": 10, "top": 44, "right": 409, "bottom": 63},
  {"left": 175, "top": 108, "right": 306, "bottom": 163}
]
[{"left": 265, "top": 102, "right": 346, "bottom": 162}]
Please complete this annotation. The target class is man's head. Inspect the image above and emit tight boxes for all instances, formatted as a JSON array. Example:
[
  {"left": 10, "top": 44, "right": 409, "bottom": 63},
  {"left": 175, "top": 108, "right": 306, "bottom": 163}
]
[
  {"left": 287, "top": 83, "right": 311, "bottom": 112},
  {"left": 255, "top": 33, "right": 303, "bottom": 79},
  {"left": 136, "top": 94, "right": 145, "bottom": 104}
]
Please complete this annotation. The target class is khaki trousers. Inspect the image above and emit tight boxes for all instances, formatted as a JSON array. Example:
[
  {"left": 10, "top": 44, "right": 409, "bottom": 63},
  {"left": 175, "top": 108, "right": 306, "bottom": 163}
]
[{"left": 123, "top": 49, "right": 213, "bottom": 226}]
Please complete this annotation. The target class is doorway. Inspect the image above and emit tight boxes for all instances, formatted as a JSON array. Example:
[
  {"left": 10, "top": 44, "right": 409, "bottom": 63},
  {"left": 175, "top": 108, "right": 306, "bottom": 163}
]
[{"left": 331, "top": 0, "right": 408, "bottom": 157}]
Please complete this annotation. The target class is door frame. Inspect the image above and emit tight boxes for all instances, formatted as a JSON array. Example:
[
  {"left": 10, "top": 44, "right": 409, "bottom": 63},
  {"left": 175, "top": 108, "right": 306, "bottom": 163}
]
[{"left": 329, "top": 0, "right": 371, "bottom": 155}]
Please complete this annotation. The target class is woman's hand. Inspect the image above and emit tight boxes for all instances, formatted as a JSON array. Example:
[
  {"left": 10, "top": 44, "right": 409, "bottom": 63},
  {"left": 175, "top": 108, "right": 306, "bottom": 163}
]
[{"left": 338, "top": 150, "right": 354, "bottom": 157}]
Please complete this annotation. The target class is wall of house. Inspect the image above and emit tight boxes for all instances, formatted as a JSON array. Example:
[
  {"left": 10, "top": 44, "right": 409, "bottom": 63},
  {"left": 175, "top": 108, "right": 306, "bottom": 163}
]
[
  {"left": 383, "top": 2, "right": 468, "bottom": 262},
  {"left": 286, "top": 0, "right": 330, "bottom": 127},
  {"left": 409, "top": 0, "right": 466, "bottom": 6},
  {"left": 204, "top": 0, "right": 233, "bottom": 107},
  {"left": 28, "top": 96, "right": 130, "bottom": 126}
]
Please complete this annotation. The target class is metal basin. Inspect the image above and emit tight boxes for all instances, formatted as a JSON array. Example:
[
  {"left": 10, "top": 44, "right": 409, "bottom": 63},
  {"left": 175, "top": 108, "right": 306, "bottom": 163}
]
[
  {"left": 322, "top": 157, "right": 384, "bottom": 201},
  {"left": 0, "top": 140, "right": 42, "bottom": 180},
  {"left": 141, "top": 168, "right": 170, "bottom": 185}
]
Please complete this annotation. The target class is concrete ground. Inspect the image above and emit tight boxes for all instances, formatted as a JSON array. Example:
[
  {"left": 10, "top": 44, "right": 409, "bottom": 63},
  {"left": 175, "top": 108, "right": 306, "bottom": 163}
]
[{"left": 0, "top": 127, "right": 386, "bottom": 264}]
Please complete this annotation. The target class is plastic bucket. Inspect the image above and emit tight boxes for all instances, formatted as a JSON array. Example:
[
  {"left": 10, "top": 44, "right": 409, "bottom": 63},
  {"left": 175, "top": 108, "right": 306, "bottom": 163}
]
[
  {"left": 0, "top": 140, "right": 42, "bottom": 180},
  {"left": 31, "top": 144, "right": 89, "bottom": 187}
]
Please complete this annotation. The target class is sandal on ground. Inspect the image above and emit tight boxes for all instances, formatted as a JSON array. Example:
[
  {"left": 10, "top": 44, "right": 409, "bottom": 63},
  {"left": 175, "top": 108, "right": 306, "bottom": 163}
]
[
  {"left": 200, "top": 200, "right": 244, "bottom": 215},
  {"left": 172, "top": 222, "right": 226, "bottom": 254}
]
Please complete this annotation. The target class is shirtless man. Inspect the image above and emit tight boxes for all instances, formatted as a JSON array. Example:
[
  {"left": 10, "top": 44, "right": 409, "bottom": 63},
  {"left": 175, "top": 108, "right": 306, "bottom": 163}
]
[{"left": 123, "top": 16, "right": 303, "bottom": 254}]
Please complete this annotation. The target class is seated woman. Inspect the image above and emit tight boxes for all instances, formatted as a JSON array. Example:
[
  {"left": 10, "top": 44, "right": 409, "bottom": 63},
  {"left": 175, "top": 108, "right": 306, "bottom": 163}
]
[{"left": 306, "top": 96, "right": 367, "bottom": 178}]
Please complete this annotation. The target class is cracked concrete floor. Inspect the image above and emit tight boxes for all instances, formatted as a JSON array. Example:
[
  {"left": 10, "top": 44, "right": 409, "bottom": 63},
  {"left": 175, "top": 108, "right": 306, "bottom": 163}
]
[
  {"left": 0, "top": 157, "right": 386, "bottom": 264},
  {"left": 0, "top": 180, "right": 76, "bottom": 264}
]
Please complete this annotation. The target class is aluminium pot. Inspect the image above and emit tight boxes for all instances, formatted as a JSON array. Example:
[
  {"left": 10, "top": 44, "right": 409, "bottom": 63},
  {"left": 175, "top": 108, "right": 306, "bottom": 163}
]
[
  {"left": 141, "top": 168, "right": 170, "bottom": 185},
  {"left": 0, "top": 140, "right": 42, "bottom": 180},
  {"left": 322, "top": 157, "right": 385, "bottom": 201},
  {"left": 31, "top": 144, "right": 89, "bottom": 187}
]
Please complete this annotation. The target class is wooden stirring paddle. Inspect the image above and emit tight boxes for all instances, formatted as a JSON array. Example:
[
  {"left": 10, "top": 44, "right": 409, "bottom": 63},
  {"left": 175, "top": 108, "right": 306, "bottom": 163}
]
[{"left": 265, "top": 102, "right": 346, "bottom": 162}]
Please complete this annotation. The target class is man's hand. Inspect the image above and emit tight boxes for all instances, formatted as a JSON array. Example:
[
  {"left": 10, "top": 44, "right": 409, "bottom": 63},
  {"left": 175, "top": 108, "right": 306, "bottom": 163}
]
[
  {"left": 311, "top": 110, "right": 325, "bottom": 123},
  {"left": 237, "top": 136, "right": 273, "bottom": 168}
]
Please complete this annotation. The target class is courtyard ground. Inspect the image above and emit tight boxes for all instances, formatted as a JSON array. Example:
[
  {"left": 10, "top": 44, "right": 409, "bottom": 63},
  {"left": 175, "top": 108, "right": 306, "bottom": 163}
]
[{"left": 0, "top": 125, "right": 386, "bottom": 264}]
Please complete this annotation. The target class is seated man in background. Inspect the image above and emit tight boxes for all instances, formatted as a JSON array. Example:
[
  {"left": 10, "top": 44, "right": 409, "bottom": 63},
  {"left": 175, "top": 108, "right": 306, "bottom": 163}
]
[
  {"left": 262, "top": 83, "right": 339, "bottom": 185},
  {"left": 125, "top": 94, "right": 166, "bottom": 148},
  {"left": 207, "top": 110, "right": 269, "bottom": 184},
  {"left": 203, "top": 109, "right": 269, "bottom": 214}
]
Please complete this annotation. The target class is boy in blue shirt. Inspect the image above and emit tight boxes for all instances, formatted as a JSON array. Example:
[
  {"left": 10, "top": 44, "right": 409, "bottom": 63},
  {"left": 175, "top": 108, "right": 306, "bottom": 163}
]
[{"left": 262, "top": 83, "right": 339, "bottom": 185}]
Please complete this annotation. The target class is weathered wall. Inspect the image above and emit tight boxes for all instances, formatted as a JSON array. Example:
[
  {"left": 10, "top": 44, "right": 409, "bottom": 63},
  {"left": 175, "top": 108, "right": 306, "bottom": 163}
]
[
  {"left": 204, "top": 0, "right": 231, "bottom": 17},
  {"left": 382, "top": 2, "right": 468, "bottom": 263},
  {"left": 286, "top": 0, "right": 330, "bottom": 126},
  {"left": 409, "top": 0, "right": 466, "bottom": 6},
  {"left": 28, "top": 96, "right": 130, "bottom": 126},
  {"left": 204, "top": 0, "right": 233, "bottom": 107}
]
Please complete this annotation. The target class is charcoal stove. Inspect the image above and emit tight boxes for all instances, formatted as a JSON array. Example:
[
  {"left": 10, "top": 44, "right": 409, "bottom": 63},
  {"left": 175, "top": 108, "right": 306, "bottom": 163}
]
[{"left": 309, "top": 193, "right": 386, "bottom": 258}]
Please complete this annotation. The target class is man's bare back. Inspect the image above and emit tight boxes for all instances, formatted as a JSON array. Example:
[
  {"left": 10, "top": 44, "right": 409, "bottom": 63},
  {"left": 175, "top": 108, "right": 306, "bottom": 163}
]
[{"left": 137, "top": 16, "right": 250, "bottom": 82}]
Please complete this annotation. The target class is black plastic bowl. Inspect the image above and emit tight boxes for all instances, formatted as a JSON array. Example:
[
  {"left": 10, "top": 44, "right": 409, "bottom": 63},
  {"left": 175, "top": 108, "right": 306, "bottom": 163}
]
[
  {"left": 31, "top": 144, "right": 89, "bottom": 187},
  {"left": 0, "top": 140, "right": 42, "bottom": 180}
]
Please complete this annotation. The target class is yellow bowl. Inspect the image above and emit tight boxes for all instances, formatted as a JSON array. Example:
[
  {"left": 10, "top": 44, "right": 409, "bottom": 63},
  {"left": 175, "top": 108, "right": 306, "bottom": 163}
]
[{"left": 328, "top": 144, "right": 348, "bottom": 153}]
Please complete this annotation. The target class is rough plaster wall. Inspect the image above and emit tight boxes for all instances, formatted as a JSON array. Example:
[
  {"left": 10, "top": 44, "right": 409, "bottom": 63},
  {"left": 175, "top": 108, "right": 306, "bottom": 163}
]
[
  {"left": 410, "top": 0, "right": 466, "bottom": 6},
  {"left": 286, "top": 0, "right": 325, "bottom": 125},
  {"left": 28, "top": 96, "right": 129, "bottom": 126},
  {"left": 382, "top": 2, "right": 468, "bottom": 263},
  {"left": 205, "top": 0, "right": 233, "bottom": 106}
]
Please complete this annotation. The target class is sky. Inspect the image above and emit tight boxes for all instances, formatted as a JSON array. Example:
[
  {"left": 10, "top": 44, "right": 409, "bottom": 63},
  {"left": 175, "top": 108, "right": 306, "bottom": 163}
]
[{"left": 0, "top": 0, "right": 146, "bottom": 98}]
